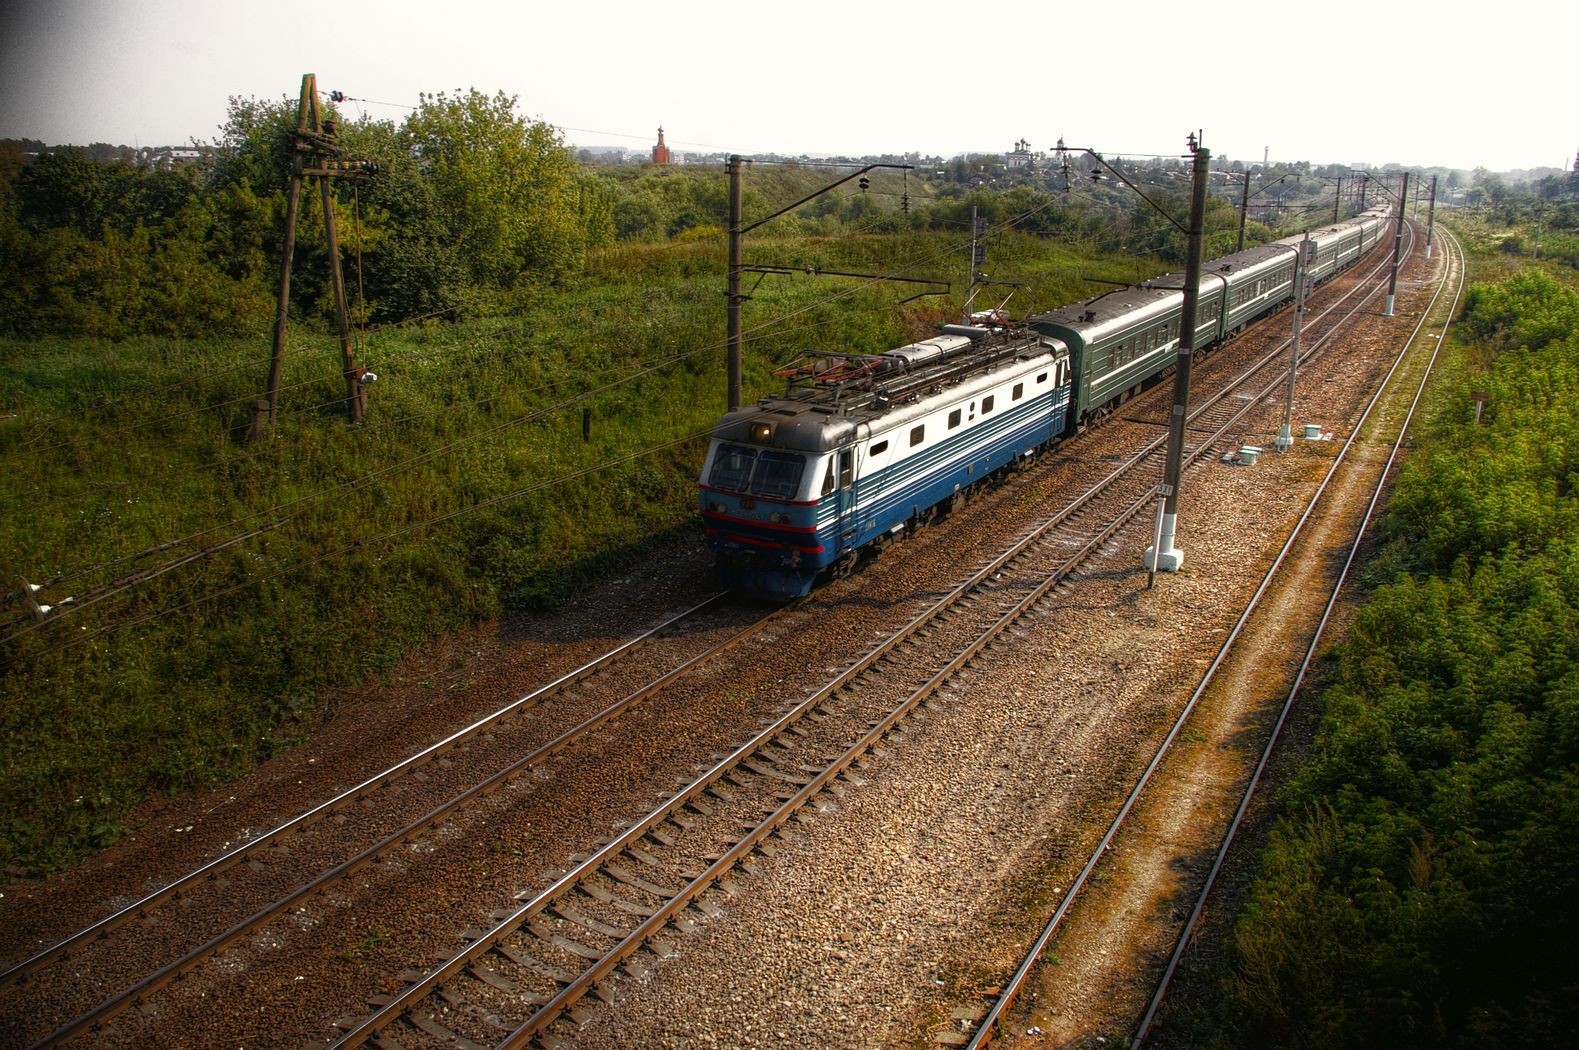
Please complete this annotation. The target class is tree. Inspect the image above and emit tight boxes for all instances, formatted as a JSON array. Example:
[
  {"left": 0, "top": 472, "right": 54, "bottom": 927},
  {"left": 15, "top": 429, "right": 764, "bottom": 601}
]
[{"left": 400, "top": 89, "right": 582, "bottom": 298}]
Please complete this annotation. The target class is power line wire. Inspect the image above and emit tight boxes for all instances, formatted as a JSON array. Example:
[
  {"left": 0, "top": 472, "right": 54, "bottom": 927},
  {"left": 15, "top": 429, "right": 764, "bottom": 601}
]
[{"left": 8, "top": 197, "right": 1068, "bottom": 641}]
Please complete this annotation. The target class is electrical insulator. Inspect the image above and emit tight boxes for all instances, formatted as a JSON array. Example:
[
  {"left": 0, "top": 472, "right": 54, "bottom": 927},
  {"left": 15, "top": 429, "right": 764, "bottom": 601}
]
[
  {"left": 901, "top": 194, "right": 909, "bottom": 213},
  {"left": 858, "top": 176, "right": 870, "bottom": 191},
  {"left": 330, "top": 90, "right": 345, "bottom": 103}
]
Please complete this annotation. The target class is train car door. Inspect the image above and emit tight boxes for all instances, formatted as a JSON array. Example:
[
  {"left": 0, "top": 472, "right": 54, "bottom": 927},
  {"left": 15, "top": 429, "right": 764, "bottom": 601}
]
[{"left": 835, "top": 445, "right": 858, "bottom": 551}]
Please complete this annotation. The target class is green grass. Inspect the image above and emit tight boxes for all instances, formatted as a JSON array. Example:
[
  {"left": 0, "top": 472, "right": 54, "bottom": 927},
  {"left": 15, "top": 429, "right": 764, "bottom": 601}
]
[{"left": 0, "top": 227, "right": 1132, "bottom": 873}]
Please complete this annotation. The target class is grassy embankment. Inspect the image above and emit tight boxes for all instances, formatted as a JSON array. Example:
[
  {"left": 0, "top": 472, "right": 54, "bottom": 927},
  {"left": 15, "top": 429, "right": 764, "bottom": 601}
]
[{"left": 0, "top": 226, "right": 1128, "bottom": 873}]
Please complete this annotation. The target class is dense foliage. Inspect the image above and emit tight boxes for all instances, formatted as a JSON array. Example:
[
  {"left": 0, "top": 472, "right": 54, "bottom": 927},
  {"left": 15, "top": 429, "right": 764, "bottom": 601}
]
[
  {"left": 1449, "top": 170, "right": 1579, "bottom": 272},
  {"left": 1195, "top": 266, "right": 1579, "bottom": 1046},
  {"left": 0, "top": 91, "right": 1421, "bottom": 874},
  {"left": 0, "top": 100, "right": 1327, "bottom": 341},
  {"left": 0, "top": 215, "right": 1118, "bottom": 872}
]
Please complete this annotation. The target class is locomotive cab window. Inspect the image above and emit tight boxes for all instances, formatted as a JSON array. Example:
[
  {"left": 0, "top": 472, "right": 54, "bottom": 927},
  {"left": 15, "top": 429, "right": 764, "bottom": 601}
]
[
  {"left": 821, "top": 459, "right": 836, "bottom": 496},
  {"left": 1037, "top": 372, "right": 1048, "bottom": 384},
  {"left": 870, "top": 440, "right": 889, "bottom": 456},
  {"left": 708, "top": 444, "right": 756, "bottom": 492},
  {"left": 748, "top": 451, "right": 805, "bottom": 499},
  {"left": 838, "top": 449, "right": 855, "bottom": 489}
]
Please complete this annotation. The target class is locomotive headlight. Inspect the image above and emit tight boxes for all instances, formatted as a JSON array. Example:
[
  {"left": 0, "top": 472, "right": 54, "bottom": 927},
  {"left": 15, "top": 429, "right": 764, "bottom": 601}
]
[
  {"left": 769, "top": 512, "right": 789, "bottom": 524},
  {"left": 710, "top": 501, "right": 725, "bottom": 513},
  {"left": 751, "top": 422, "right": 773, "bottom": 442}
]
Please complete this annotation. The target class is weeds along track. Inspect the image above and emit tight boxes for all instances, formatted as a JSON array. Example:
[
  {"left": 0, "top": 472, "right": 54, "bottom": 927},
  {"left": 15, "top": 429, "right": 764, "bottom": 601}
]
[
  {"left": 2, "top": 593, "right": 788, "bottom": 1046},
  {"left": 321, "top": 243, "right": 1407, "bottom": 1049},
  {"left": 948, "top": 219, "right": 1458, "bottom": 1049},
  {"left": 5, "top": 232, "right": 1404, "bottom": 1050}
]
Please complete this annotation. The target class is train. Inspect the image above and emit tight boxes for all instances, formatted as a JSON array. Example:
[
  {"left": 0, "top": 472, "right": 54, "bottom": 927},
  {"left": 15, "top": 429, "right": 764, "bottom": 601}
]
[{"left": 697, "top": 205, "right": 1394, "bottom": 599}]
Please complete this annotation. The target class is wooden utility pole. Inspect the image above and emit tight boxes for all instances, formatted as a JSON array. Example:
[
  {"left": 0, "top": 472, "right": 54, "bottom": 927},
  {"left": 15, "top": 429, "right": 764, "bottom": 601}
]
[
  {"left": 1425, "top": 174, "right": 1438, "bottom": 258},
  {"left": 253, "top": 73, "right": 376, "bottom": 440}
]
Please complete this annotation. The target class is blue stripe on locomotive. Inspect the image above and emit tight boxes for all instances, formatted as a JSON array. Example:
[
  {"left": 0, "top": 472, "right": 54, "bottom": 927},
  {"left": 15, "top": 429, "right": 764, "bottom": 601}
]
[
  {"left": 843, "top": 386, "right": 1068, "bottom": 545},
  {"left": 706, "top": 384, "right": 1069, "bottom": 598},
  {"left": 706, "top": 208, "right": 1391, "bottom": 599}
]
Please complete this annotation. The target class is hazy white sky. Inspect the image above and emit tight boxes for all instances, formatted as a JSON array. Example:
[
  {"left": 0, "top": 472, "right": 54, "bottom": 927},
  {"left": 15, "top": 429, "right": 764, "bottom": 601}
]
[{"left": 0, "top": 0, "right": 1570, "bottom": 174}]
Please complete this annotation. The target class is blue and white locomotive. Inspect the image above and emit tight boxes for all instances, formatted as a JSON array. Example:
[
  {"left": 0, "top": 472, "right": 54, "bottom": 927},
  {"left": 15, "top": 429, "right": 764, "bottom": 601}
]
[{"left": 699, "top": 206, "right": 1393, "bottom": 598}]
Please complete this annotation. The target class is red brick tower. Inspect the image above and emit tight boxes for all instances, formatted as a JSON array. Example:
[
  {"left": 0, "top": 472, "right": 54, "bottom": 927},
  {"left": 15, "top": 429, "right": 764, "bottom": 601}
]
[{"left": 652, "top": 127, "right": 671, "bottom": 165}]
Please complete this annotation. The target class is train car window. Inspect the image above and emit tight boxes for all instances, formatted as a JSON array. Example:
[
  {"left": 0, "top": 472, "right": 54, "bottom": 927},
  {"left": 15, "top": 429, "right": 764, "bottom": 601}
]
[
  {"left": 1012, "top": 383, "right": 1024, "bottom": 401},
  {"left": 708, "top": 443, "right": 756, "bottom": 492},
  {"left": 1037, "top": 372, "right": 1048, "bottom": 384},
  {"left": 838, "top": 449, "right": 855, "bottom": 489},
  {"left": 910, "top": 425, "right": 925, "bottom": 447},
  {"left": 982, "top": 395, "right": 995, "bottom": 414},
  {"left": 749, "top": 451, "right": 806, "bottom": 499},
  {"left": 870, "top": 440, "right": 888, "bottom": 456},
  {"left": 948, "top": 409, "right": 962, "bottom": 429}
]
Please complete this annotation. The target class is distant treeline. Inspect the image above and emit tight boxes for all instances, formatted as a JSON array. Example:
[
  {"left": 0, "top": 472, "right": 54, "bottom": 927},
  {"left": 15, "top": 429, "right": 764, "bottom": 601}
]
[{"left": 0, "top": 89, "right": 1358, "bottom": 342}]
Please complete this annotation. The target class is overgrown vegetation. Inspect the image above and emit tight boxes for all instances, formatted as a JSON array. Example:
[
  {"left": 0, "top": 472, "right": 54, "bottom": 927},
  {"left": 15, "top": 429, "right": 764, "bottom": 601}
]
[
  {"left": 1174, "top": 253, "right": 1579, "bottom": 1046},
  {"left": 1, "top": 93, "right": 1165, "bottom": 872},
  {"left": 0, "top": 89, "right": 1484, "bottom": 877}
]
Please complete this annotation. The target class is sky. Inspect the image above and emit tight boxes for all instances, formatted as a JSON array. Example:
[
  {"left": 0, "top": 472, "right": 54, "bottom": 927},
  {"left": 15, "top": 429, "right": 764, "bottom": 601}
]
[{"left": 0, "top": 0, "right": 1571, "bottom": 176}]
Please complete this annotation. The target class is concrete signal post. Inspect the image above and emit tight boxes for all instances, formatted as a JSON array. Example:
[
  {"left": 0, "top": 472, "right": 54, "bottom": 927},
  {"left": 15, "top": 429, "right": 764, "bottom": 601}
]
[{"left": 1145, "top": 136, "right": 1211, "bottom": 576}]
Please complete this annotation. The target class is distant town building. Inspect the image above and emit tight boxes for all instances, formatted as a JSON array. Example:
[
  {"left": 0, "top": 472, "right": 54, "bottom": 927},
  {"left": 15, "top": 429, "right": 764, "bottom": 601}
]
[
  {"left": 652, "top": 127, "right": 671, "bottom": 165},
  {"left": 1570, "top": 144, "right": 1579, "bottom": 190},
  {"left": 1007, "top": 138, "right": 1035, "bottom": 169},
  {"left": 138, "top": 147, "right": 204, "bottom": 170}
]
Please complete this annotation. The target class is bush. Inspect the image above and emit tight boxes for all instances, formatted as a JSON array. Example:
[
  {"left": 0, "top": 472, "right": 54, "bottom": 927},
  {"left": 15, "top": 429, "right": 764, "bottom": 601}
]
[{"left": 1208, "top": 266, "right": 1579, "bottom": 1045}]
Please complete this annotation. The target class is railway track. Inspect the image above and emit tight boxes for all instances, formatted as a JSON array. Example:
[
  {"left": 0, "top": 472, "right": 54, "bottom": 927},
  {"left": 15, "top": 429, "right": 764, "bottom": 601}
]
[
  {"left": 3, "top": 594, "right": 793, "bottom": 1046},
  {"left": 1129, "top": 221, "right": 1466, "bottom": 1047},
  {"left": 318, "top": 238, "right": 1409, "bottom": 1048},
  {"left": 946, "top": 217, "right": 1460, "bottom": 1047},
  {"left": 5, "top": 223, "right": 1409, "bottom": 1050}
]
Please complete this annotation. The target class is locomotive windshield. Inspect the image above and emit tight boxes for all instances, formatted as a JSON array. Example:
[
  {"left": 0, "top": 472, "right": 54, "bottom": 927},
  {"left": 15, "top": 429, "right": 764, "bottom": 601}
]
[{"left": 707, "top": 444, "right": 806, "bottom": 499}]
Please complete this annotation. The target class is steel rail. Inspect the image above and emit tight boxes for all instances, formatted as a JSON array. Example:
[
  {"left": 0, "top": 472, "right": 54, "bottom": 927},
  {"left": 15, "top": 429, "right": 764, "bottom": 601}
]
[
  {"left": 499, "top": 492, "right": 1158, "bottom": 1048},
  {"left": 30, "top": 597, "right": 775, "bottom": 1048},
  {"left": 338, "top": 465, "right": 1162, "bottom": 1050},
  {"left": 965, "top": 223, "right": 1420, "bottom": 1048},
  {"left": 1, "top": 593, "right": 728, "bottom": 990},
  {"left": 1130, "top": 222, "right": 1464, "bottom": 1047}
]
